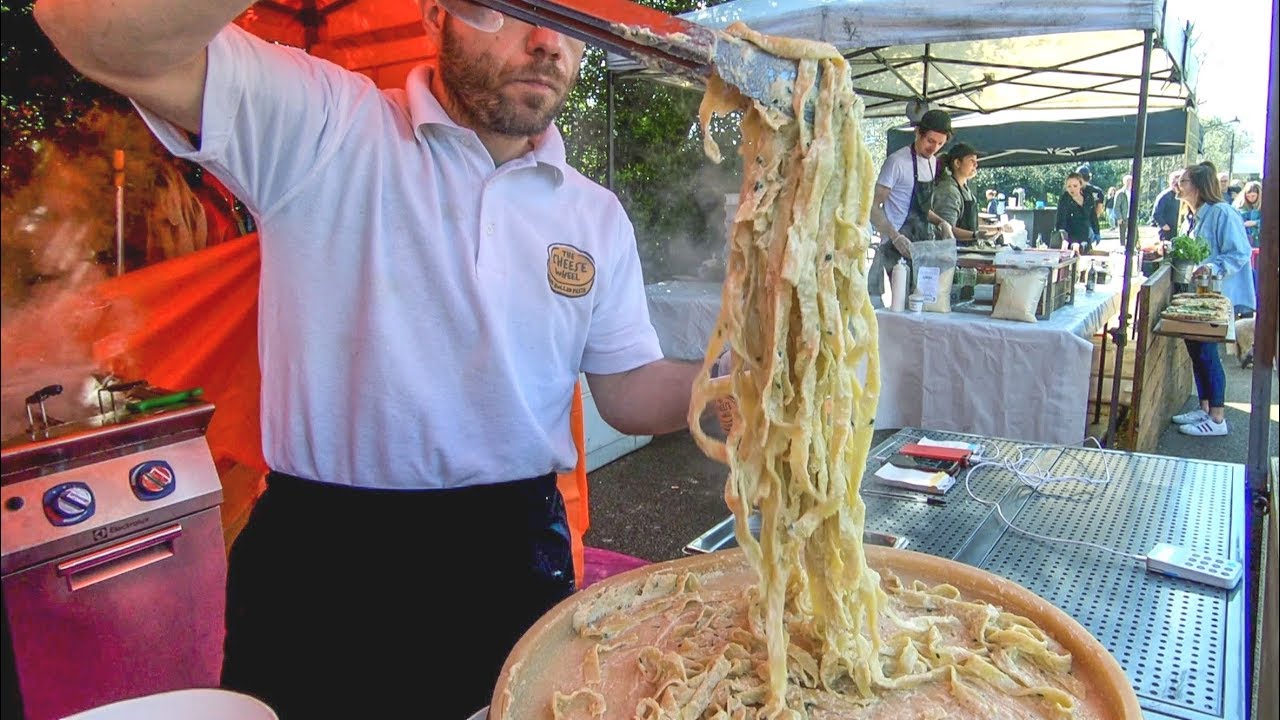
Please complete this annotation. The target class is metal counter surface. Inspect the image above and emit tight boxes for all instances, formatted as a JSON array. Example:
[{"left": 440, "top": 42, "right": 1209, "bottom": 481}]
[
  {"left": 872, "top": 428, "right": 1246, "bottom": 720},
  {"left": 683, "top": 426, "right": 1246, "bottom": 720}
]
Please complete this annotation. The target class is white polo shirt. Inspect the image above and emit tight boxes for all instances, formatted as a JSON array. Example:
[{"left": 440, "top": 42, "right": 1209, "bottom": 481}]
[
  {"left": 135, "top": 25, "right": 662, "bottom": 489},
  {"left": 875, "top": 144, "right": 938, "bottom": 231}
]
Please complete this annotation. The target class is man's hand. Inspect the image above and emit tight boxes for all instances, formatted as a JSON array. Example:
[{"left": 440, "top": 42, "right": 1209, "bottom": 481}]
[
  {"left": 938, "top": 221, "right": 954, "bottom": 240},
  {"left": 710, "top": 348, "right": 737, "bottom": 435},
  {"left": 892, "top": 233, "right": 914, "bottom": 259}
]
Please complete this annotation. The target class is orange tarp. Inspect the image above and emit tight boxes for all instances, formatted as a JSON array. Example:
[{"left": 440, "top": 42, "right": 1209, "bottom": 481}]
[{"left": 88, "top": 234, "right": 590, "bottom": 582}]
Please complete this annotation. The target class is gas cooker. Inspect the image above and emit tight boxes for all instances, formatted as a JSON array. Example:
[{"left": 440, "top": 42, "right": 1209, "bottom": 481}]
[
  {"left": 1, "top": 380, "right": 228, "bottom": 719},
  {"left": 0, "top": 381, "right": 223, "bottom": 576}
]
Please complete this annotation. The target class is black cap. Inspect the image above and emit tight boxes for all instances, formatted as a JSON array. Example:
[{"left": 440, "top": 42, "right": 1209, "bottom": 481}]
[
  {"left": 916, "top": 109, "right": 953, "bottom": 136},
  {"left": 946, "top": 142, "right": 979, "bottom": 161},
  {"left": 1076, "top": 164, "right": 1092, "bottom": 179}
]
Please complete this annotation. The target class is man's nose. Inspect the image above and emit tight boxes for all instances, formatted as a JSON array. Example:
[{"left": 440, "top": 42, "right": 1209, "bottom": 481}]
[{"left": 526, "top": 25, "right": 573, "bottom": 57}]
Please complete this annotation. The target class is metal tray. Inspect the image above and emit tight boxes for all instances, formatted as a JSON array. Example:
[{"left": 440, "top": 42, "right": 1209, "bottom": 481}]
[{"left": 684, "top": 512, "right": 907, "bottom": 555}]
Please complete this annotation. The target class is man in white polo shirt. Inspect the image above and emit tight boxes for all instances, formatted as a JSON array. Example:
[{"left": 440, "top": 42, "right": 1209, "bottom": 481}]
[{"left": 36, "top": 1, "right": 712, "bottom": 717}]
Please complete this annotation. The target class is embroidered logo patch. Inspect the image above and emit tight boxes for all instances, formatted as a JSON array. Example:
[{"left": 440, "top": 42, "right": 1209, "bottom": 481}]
[{"left": 547, "top": 243, "right": 596, "bottom": 298}]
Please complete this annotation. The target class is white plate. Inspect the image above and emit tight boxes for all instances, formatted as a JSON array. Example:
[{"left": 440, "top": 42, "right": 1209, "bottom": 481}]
[{"left": 62, "top": 689, "right": 277, "bottom": 720}]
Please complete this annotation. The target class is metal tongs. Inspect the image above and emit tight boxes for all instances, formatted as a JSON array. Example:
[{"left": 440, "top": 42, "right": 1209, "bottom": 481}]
[{"left": 456, "top": 0, "right": 806, "bottom": 117}]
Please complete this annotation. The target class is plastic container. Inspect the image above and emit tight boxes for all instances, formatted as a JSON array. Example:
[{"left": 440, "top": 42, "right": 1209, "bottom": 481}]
[
  {"left": 890, "top": 258, "right": 909, "bottom": 311},
  {"left": 907, "top": 293, "right": 925, "bottom": 313}
]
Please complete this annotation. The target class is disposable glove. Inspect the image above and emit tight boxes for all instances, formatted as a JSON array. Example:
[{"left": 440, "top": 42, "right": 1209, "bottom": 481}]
[{"left": 710, "top": 347, "right": 737, "bottom": 435}]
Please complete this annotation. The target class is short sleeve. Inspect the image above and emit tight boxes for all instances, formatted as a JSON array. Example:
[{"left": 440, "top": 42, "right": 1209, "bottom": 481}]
[
  {"left": 131, "top": 24, "right": 376, "bottom": 221},
  {"left": 876, "top": 151, "right": 904, "bottom": 190},
  {"left": 931, "top": 182, "right": 961, "bottom": 225},
  {"left": 581, "top": 210, "right": 664, "bottom": 374}
]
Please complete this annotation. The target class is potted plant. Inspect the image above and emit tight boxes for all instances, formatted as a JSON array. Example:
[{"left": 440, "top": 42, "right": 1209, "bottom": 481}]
[{"left": 1168, "top": 234, "right": 1209, "bottom": 283}]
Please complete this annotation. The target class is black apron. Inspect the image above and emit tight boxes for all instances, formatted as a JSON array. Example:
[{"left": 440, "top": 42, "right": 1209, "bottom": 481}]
[
  {"left": 880, "top": 146, "right": 937, "bottom": 269},
  {"left": 953, "top": 176, "right": 979, "bottom": 244}
]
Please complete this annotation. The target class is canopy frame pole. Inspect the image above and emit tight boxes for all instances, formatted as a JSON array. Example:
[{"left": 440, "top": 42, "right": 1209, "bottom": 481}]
[
  {"left": 1103, "top": 28, "right": 1154, "bottom": 448},
  {"left": 606, "top": 68, "right": 616, "bottom": 190},
  {"left": 1246, "top": 0, "right": 1278, "bottom": 499},
  {"left": 869, "top": 49, "right": 925, "bottom": 101},
  {"left": 1244, "top": 3, "right": 1277, "bottom": 707}
]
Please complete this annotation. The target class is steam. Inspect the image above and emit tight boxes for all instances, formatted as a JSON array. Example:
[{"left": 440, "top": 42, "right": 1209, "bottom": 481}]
[
  {"left": 633, "top": 147, "right": 742, "bottom": 283},
  {"left": 1, "top": 117, "right": 156, "bottom": 439}
]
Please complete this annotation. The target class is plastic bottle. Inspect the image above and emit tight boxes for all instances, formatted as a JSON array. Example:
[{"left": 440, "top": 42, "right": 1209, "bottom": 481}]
[
  {"left": 1086, "top": 260, "right": 1096, "bottom": 293},
  {"left": 890, "top": 258, "right": 909, "bottom": 311}
]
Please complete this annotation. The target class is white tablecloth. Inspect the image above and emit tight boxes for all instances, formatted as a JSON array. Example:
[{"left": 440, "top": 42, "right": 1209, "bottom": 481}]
[
  {"left": 644, "top": 280, "right": 1122, "bottom": 445},
  {"left": 874, "top": 285, "right": 1122, "bottom": 444},
  {"left": 645, "top": 280, "right": 724, "bottom": 361}
]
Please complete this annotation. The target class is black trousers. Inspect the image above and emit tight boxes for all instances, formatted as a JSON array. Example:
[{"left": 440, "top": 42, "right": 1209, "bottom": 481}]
[{"left": 221, "top": 471, "right": 575, "bottom": 719}]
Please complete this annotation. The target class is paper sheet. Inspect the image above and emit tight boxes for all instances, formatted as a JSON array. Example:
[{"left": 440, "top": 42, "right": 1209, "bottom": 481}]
[{"left": 873, "top": 463, "right": 956, "bottom": 494}]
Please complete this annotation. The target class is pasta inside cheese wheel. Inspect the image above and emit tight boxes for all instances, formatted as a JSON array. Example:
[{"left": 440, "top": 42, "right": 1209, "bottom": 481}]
[{"left": 541, "top": 23, "right": 1093, "bottom": 720}]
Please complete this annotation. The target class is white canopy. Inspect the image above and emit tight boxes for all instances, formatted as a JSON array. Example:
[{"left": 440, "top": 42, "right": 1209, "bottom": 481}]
[{"left": 606, "top": 0, "right": 1199, "bottom": 119}]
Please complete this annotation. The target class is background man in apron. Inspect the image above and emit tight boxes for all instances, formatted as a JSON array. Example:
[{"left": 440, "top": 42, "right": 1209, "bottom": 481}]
[{"left": 869, "top": 109, "right": 956, "bottom": 305}]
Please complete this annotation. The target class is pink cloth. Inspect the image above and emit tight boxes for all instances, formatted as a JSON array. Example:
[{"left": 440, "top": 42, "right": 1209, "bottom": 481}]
[{"left": 581, "top": 547, "right": 649, "bottom": 589}]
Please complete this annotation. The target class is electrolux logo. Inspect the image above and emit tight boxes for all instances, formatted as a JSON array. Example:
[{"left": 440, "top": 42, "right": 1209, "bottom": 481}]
[{"left": 108, "top": 516, "right": 150, "bottom": 536}]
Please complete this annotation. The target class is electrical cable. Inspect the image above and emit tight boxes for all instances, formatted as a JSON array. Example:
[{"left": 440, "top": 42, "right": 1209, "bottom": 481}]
[{"left": 962, "top": 437, "right": 1147, "bottom": 563}]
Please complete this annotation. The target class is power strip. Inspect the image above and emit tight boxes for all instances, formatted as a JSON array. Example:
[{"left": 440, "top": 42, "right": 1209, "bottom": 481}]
[{"left": 1145, "top": 543, "right": 1242, "bottom": 589}]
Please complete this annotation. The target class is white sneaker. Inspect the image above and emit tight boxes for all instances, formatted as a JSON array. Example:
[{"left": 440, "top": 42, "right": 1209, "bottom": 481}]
[
  {"left": 1171, "top": 409, "right": 1210, "bottom": 425},
  {"left": 1178, "top": 419, "right": 1228, "bottom": 437}
]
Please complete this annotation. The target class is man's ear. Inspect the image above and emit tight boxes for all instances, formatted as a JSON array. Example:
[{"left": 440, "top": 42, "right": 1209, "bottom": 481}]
[{"left": 420, "top": 0, "right": 445, "bottom": 36}]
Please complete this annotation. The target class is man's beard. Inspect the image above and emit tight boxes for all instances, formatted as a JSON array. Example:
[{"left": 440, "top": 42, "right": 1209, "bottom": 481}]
[{"left": 439, "top": 24, "right": 575, "bottom": 137}]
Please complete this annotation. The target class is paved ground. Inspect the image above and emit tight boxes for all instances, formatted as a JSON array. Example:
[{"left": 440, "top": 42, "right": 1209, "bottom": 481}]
[{"left": 1155, "top": 349, "right": 1277, "bottom": 466}]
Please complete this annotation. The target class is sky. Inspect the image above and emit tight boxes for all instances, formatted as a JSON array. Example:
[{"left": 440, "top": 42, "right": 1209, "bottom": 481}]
[{"left": 1176, "top": 0, "right": 1275, "bottom": 172}]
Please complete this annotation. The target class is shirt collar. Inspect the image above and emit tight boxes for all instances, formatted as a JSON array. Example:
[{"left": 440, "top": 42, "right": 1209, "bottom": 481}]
[{"left": 405, "top": 64, "right": 567, "bottom": 186}]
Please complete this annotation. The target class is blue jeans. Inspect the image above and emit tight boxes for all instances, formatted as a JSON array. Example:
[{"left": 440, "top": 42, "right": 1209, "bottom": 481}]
[{"left": 1184, "top": 340, "right": 1225, "bottom": 407}]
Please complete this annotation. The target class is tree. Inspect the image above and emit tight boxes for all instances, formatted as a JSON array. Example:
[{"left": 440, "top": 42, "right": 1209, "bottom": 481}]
[{"left": 1, "top": 0, "right": 130, "bottom": 187}]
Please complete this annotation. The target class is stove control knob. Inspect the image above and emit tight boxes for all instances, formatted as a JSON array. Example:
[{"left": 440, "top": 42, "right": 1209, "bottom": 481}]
[
  {"left": 43, "top": 482, "right": 96, "bottom": 526},
  {"left": 130, "top": 460, "right": 176, "bottom": 501}
]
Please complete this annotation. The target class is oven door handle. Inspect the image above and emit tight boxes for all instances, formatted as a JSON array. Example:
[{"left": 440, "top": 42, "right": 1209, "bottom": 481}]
[{"left": 56, "top": 524, "right": 183, "bottom": 590}]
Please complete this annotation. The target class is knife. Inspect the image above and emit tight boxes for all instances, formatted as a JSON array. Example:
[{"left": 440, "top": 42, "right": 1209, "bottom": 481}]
[
  {"left": 463, "top": 0, "right": 808, "bottom": 117},
  {"left": 862, "top": 489, "right": 947, "bottom": 507}
]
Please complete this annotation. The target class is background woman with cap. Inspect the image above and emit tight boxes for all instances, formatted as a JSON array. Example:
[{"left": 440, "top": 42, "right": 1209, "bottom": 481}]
[{"left": 931, "top": 142, "right": 991, "bottom": 245}]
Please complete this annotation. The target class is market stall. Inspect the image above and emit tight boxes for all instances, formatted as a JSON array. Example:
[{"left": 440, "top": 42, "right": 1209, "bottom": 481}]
[
  {"left": 606, "top": 0, "right": 1204, "bottom": 450},
  {"left": 644, "top": 275, "right": 1122, "bottom": 444},
  {"left": 886, "top": 107, "right": 1199, "bottom": 167},
  {"left": 874, "top": 285, "right": 1122, "bottom": 443}
]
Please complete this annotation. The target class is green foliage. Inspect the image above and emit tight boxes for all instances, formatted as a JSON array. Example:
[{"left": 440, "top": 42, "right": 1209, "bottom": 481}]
[
  {"left": 1197, "top": 117, "right": 1254, "bottom": 178},
  {"left": 2, "top": 1, "right": 130, "bottom": 188},
  {"left": 1168, "top": 234, "right": 1210, "bottom": 264},
  {"left": 558, "top": 0, "right": 746, "bottom": 281}
]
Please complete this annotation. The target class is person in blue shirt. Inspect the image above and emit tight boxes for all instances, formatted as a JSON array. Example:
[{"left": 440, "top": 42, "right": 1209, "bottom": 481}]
[
  {"left": 1233, "top": 180, "right": 1263, "bottom": 248},
  {"left": 1232, "top": 180, "right": 1263, "bottom": 367},
  {"left": 1169, "top": 163, "right": 1256, "bottom": 437}
]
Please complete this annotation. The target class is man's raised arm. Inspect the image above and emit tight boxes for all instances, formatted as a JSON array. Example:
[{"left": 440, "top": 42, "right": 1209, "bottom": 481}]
[{"left": 34, "top": 0, "right": 253, "bottom": 132}]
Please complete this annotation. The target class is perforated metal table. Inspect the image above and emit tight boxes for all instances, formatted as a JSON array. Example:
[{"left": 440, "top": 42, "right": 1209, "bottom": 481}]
[{"left": 686, "top": 427, "right": 1248, "bottom": 720}]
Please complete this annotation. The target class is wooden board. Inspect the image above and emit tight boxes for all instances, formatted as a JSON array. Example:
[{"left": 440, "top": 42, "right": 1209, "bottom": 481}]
[
  {"left": 1154, "top": 317, "right": 1236, "bottom": 342},
  {"left": 1129, "top": 266, "right": 1195, "bottom": 452}
]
